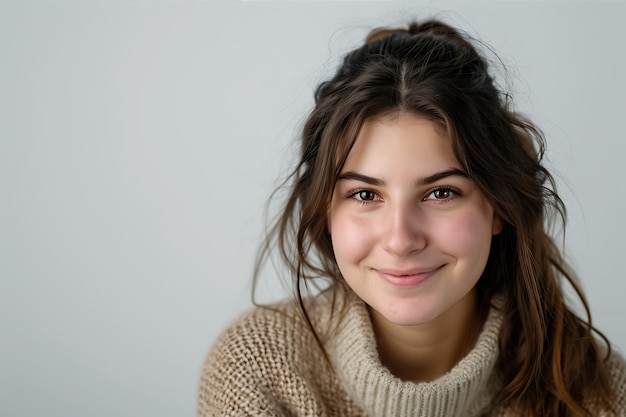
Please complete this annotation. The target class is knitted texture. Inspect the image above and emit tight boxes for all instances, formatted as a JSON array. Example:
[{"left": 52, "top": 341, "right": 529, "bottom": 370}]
[
  {"left": 199, "top": 293, "right": 626, "bottom": 416},
  {"left": 326, "top": 294, "right": 502, "bottom": 417}
]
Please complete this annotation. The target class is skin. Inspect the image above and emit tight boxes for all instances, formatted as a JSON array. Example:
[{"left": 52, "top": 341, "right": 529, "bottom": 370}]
[{"left": 328, "top": 112, "right": 502, "bottom": 382}]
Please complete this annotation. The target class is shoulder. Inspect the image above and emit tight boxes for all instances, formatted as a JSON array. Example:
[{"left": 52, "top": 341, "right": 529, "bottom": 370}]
[
  {"left": 606, "top": 348, "right": 626, "bottom": 414},
  {"left": 198, "top": 297, "right": 344, "bottom": 416},
  {"left": 203, "top": 300, "right": 314, "bottom": 374}
]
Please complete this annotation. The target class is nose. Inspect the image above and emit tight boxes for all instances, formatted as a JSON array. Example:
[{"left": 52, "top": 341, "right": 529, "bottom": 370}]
[{"left": 380, "top": 201, "right": 427, "bottom": 256}]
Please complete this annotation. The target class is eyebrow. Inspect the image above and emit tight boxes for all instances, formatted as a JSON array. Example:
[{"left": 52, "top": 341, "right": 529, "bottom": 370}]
[
  {"left": 418, "top": 168, "right": 468, "bottom": 185},
  {"left": 336, "top": 168, "right": 468, "bottom": 186}
]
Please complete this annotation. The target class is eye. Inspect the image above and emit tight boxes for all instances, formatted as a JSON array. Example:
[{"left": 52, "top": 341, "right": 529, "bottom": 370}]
[
  {"left": 423, "top": 186, "right": 460, "bottom": 202},
  {"left": 346, "top": 188, "right": 381, "bottom": 205},
  {"left": 356, "top": 190, "right": 376, "bottom": 201}
]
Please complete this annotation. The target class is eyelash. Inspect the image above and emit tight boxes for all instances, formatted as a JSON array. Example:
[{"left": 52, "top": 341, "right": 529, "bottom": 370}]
[
  {"left": 345, "top": 189, "right": 381, "bottom": 205},
  {"left": 345, "top": 186, "right": 462, "bottom": 205},
  {"left": 424, "top": 186, "right": 462, "bottom": 203}
]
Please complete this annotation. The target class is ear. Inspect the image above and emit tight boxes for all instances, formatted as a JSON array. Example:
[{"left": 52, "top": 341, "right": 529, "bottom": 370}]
[{"left": 492, "top": 215, "right": 504, "bottom": 235}]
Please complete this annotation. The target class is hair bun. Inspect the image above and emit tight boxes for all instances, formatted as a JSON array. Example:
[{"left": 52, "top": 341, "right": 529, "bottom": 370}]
[
  {"left": 365, "top": 27, "right": 407, "bottom": 44},
  {"left": 407, "top": 21, "right": 461, "bottom": 37},
  {"left": 366, "top": 20, "right": 462, "bottom": 44}
]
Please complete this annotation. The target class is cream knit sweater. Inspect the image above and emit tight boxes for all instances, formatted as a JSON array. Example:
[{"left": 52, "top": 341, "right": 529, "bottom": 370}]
[{"left": 199, "top": 292, "right": 626, "bottom": 416}]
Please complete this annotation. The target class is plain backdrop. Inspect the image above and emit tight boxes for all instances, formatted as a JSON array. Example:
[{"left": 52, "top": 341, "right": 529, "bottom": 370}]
[{"left": 2, "top": 1, "right": 625, "bottom": 416}]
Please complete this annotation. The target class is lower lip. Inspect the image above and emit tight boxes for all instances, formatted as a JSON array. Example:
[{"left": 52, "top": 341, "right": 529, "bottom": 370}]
[{"left": 375, "top": 268, "right": 440, "bottom": 288}]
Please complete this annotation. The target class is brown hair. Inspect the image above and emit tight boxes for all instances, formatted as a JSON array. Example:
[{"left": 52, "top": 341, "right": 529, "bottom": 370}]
[{"left": 255, "top": 20, "right": 615, "bottom": 416}]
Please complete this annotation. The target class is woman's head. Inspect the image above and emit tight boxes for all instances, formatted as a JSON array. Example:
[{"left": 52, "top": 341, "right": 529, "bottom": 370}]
[{"left": 282, "top": 20, "right": 553, "bottom": 307}]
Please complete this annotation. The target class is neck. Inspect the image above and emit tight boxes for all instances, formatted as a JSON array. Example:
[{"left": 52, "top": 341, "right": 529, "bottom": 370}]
[{"left": 369, "top": 290, "right": 484, "bottom": 382}]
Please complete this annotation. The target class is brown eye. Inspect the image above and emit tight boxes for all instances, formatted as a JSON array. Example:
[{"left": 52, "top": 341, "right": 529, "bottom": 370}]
[
  {"left": 433, "top": 189, "right": 451, "bottom": 199},
  {"left": 423, "top": 187, "right": 460, "bottom": 203},
  {"left": 358, "top": 190, "right": 376, "bottom": 201}
]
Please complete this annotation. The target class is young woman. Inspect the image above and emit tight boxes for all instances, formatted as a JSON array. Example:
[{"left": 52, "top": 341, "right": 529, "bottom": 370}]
[{"left": 198, "top": 20, "right": 626, "bottom": 416}]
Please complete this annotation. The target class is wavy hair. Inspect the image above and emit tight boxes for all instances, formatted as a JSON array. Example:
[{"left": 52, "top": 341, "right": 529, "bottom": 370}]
[{"left": 254, "top": 20, "right": 615, "bottom": 416}]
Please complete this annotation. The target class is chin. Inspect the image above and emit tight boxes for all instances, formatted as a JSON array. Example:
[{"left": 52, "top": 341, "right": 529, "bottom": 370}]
[{"left": 375, "top": 300, "right": 442, "bottom": 327}]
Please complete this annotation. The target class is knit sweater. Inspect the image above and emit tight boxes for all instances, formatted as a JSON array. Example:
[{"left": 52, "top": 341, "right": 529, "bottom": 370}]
[{"left": 198, "top": 292, "right": 626, "bottom": 416}]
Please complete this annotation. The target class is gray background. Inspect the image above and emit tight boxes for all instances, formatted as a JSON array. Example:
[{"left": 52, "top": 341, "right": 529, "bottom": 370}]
[{"left": 2, "top": 1, "right": 625, "bottom": 416}]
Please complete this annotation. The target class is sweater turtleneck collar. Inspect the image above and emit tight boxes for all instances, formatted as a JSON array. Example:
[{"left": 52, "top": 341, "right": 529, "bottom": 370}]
[{"left": 326, "top": 293, "right": 504, "bottom": 417}]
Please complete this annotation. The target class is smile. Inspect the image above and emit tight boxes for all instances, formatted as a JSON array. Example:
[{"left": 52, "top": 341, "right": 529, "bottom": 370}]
[{"left": 374, "top": 266, "right": 443, "bottom": 288}]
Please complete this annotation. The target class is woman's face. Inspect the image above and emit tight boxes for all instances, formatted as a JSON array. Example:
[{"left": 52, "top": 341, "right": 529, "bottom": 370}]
[{"left": 329, "top": 113, "right": 502, "bottom": 327}]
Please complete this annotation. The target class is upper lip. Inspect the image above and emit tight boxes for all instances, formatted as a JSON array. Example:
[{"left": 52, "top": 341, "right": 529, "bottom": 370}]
[{"left": 375, "top": 266, "right": 442, "bottom": 276}]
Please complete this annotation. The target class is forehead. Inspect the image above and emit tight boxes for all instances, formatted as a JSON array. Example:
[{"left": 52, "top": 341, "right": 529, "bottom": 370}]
[{"left": 342, "top": 113, "right": 458, "bottom": 173}]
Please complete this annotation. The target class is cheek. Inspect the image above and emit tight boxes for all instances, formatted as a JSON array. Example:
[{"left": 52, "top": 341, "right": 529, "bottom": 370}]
[
  {"left": 434, "top": 208, "right": 494, "bottom": 257},
  {"left": 330, "top": 213, "right": 373, "bottom": 264}
]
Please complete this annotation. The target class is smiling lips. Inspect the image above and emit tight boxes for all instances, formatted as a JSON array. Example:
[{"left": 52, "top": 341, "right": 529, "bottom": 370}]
[{"left": 375, "top": 266, "right": 442, "bottom": 288}]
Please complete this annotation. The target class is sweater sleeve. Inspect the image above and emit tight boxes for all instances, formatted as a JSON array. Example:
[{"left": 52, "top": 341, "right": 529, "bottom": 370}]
[{"left": 197, "top": 312, "right": 289, "bottom": 417}]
